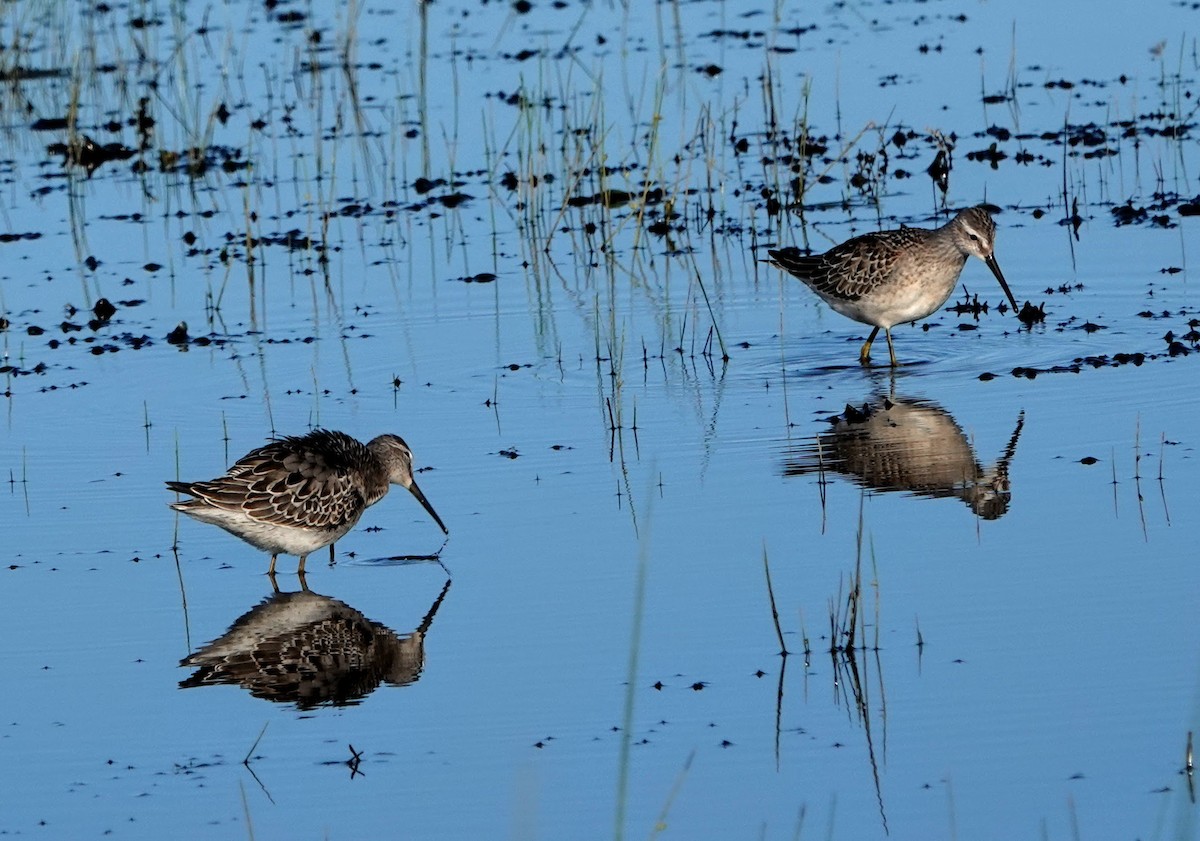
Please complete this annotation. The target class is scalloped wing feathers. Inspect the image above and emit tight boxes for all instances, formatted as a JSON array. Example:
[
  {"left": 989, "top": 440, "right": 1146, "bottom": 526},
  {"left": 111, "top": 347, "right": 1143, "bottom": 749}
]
[
  {"left": 768, "top": 227, "right": 932, "bottom": 300},
  {"left": 174, "top": 430, "right": 377, "bottom": 530}
]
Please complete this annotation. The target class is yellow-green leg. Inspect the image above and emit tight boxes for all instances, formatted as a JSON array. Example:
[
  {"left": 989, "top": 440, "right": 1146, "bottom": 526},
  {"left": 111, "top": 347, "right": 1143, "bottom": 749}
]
[
  {"left": 884, "top": 328, "right": 899, "bottom": 367},
  {"left": 297, "top": 553, "right": 308, "bottom": 575},
  {"left": 267, "top": 553, "right": 278, "bottom": 575},
  {"left": 859, "top": 326, "right": 881, "bottom": 365}
]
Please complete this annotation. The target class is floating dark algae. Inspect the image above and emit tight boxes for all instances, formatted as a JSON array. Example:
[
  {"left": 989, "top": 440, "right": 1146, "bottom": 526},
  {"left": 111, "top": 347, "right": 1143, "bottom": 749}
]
[
  {"left": 832, "top": 402, "right": 876, "bottom": 424},
  {"left": 965, "top": 142, "right": 1006, "bottom": 168},
  {"left": 566, "top": 187, "right": 665, "bottom": 209},
  {"left": 0, "top": 361, "right": 49, "bottom": 376},
  {"left": 257, "top": 230, "right": 322, "bottom": 251},
  {"left": 135, "top": 144, "right": 250, "bottom": 178},
  {"left": 329, "top": 202, "right": 374, "bottom": 219},
  {"left": 1017, "top": 302, "right": 1046, "bottom": 326},
  {"left": 1040, "top": 283, "right": 1085, "bottom": 296},
  {"left": 50, "top": 135, "right": 135, "bottom": 177},
  {"left": 1111, "top": 201, "right": 1173, "bottom": 228},
  {"left": 1005, "top": 364, "right": 1082, "bottom": 379},
  {"left": 413, "top": 177, "right": 448, "bottom": 194},
  {"left": 979, "top": 315, "right": 1200, "bottom": 379},
  {"left": 436, "top": 192, "right": 472, "bottom": 209},
  {"left": 1177, "top": 323, "right": 1200, "bottom": 343},
  {"left": 946, "top": 290, "right": 1007, "bottom": 317},
  {"left": 91, "top": 299, "right": 117, "bottom": 324},
  {"left": 47, "top": 332, "right": 153, "bottom": 352},
  {"left": 646, "top": 214, "right": 680, "bottom": 237},
  {"left": 503, "top": 48, "right": 541, "bottom": 62},
  {"left": 999, "top": 351, "right": 1173, "bottom": 380},
  {"left": 404, "top": 189, "right": 475, "bottom": 212}
]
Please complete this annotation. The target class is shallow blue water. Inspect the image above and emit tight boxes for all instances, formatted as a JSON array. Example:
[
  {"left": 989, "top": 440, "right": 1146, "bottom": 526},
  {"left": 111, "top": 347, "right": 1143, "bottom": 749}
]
[{"left": 2, "top": 1, "right": 1200, "bottom": 839}]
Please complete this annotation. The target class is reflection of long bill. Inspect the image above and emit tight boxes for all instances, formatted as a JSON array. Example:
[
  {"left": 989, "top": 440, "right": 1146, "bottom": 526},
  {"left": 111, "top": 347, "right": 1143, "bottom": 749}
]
[
  {"left": 408, "top": 480, "right": 448, "bottom": 535},
  {"left": 985, "top": 254, "right": 1019, "bottom": 312}
]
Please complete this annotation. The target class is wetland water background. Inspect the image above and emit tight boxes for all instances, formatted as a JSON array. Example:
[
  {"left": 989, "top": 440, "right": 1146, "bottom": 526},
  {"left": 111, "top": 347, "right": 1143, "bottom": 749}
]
[{"left": 2, "top": 0, "right": 1200, "bottom": 838}]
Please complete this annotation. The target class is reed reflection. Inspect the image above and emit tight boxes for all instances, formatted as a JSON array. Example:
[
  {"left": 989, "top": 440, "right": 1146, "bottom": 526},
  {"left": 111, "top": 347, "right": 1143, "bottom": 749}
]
[
  {"left": 783, "top": 395, "right": 1025, "bottom": 519},
  {"left": 179, "top": 575, "right": 450, "bottom": 708}
]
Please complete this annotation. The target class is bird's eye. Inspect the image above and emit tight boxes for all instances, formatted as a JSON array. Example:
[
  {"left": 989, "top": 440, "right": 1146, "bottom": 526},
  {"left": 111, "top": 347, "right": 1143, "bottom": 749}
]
[{"left": 968, "top": 234, "right": 979, "bottom": 241}]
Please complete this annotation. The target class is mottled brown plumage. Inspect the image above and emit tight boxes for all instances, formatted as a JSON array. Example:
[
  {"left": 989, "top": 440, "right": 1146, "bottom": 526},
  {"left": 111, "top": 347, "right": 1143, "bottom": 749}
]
[
  {"left": 768, "top": 206, "right": 1018, "bottom": 365},
  {"left": 782, "top": 396, "right": 1026, "bottom": 519},
  {"left": 168, "top": 429, "right": 447, "bottom": 573},
  {"left": 180, "top": 579, "right": 450, "bottom": 708},
  {"left": 771, "top": 225, "right": 942, "bottom": 302}
]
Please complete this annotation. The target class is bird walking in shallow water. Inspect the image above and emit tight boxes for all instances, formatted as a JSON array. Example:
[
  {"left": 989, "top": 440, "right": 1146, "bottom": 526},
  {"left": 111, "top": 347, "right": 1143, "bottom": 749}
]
[
  {"left": 167, "top": 429, "right": 448, "bottom": 574},
  {"left": 767, "top": 206, "right": 1019, "bottom": 366}
]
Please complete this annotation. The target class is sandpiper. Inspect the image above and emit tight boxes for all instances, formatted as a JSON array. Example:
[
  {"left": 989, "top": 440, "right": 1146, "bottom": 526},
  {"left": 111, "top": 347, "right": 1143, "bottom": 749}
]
[
  {"left": 167, "top": 429, "right": 448, "bottom": 574},
  {"left": 179, "top": 579, "right": 451, "bottom": 707},
  {"left": 767, "top": 206, "right": 1019, "bottom": 366},
  {"left": 781, "top": 396, "right": 1025, "bottom": 519}
]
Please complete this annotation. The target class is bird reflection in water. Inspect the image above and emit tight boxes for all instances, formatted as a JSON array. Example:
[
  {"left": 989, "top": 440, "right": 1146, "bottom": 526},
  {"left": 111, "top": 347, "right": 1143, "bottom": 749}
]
[
  {"left": 179, "top": 575, "right": 450, "bottom": 708},
  {"left": 782, "top": 396, "right": 1025, "bottom": 519}
]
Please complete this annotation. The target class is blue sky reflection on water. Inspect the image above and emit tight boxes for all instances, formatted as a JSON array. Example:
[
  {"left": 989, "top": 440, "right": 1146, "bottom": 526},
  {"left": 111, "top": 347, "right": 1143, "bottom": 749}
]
[{"left": 2, "top": 1, "right": 1200, "bottom": 839}]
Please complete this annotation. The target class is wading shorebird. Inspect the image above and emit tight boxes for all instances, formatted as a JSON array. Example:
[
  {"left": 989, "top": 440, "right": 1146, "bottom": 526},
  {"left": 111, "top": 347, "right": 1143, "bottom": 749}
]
[
  {"left": 167, "top": 429, "right": 448, "bottom": 574},
  {"left": 781, "top": 396, "right": 1026, "bottom": 519},
  {"left": 179, "top": 579, "right": 451, "bottom": 708},
  {"left": 767, "top": 206, "right": 1019, "bottom": 366}
]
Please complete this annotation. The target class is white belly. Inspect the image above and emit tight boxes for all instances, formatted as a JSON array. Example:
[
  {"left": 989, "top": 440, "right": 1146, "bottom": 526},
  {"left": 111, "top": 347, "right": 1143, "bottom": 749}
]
[{"left": 181, "top": 505, "right": 359, "bottom": 557}]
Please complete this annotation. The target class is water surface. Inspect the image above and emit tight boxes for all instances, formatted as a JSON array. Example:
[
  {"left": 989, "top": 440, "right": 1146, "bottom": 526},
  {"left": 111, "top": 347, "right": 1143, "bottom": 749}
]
[{"left": 2, "top": 1, "right": 1200, "bottom": 839}]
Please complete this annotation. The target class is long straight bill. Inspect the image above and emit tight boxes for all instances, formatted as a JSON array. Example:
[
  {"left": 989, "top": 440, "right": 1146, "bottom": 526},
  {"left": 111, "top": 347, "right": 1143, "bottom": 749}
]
[{"left": 985, "top": 254, "right": 1019, "bottom": 312}]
